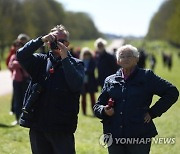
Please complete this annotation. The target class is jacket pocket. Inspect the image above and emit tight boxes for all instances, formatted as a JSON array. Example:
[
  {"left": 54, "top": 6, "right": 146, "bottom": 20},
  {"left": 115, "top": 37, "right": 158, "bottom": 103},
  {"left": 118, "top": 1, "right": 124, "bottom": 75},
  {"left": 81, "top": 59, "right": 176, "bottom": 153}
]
[{"left": 101, "top": 119, "right": 111, "bottom": 134}]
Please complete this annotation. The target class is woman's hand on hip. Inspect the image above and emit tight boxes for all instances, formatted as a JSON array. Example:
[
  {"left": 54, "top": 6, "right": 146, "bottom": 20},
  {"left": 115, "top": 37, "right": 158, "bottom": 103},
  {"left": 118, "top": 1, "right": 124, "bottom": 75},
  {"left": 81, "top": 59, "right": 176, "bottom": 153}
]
[{"left": 144, "top": 112, "right": 152, "bottom": 123}]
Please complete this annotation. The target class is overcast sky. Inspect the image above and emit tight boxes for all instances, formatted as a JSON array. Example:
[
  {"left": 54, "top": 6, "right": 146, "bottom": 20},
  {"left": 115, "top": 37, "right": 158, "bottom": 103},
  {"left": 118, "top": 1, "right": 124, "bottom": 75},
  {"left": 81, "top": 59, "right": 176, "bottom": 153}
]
[{"left": 57, "top": 0, "right": 165, "bottom": 36}]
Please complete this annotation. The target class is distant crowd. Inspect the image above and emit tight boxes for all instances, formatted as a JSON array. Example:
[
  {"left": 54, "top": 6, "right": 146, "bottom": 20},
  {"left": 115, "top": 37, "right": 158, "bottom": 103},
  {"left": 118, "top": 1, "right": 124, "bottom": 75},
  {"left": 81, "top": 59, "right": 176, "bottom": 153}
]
[{"left": 1, "top": 33, "right": 178, "bottom": 122}]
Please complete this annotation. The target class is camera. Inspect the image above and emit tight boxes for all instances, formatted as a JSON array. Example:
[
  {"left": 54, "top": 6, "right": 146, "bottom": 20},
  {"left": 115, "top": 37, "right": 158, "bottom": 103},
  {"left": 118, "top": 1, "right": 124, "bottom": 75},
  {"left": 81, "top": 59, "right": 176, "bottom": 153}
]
[{"left": 50, "top": 40, "right": 58, "bottom": 50}]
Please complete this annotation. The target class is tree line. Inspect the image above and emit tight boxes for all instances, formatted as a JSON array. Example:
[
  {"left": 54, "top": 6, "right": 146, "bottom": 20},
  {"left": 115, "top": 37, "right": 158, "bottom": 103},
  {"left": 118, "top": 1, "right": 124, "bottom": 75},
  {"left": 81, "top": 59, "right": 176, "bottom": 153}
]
[
  {"left": 146, "top": 0, "right": 180, "bottom": 47},
  {"left": 0, "top": 0, "right": 101, "bottom": 56}
]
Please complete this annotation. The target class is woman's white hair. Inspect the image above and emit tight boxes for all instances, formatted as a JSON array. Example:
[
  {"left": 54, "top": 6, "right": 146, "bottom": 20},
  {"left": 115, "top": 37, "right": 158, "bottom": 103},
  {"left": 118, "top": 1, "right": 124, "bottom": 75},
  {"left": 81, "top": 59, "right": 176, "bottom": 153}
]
[
  {"left": 80, "top": 47, "right": 93, "bottom": 60},
  {"left": 94, "top": 38, "right": 107, "bottom": 48},
  {"left": 116, "top": 44, "right": 139, "bottom": 61}
]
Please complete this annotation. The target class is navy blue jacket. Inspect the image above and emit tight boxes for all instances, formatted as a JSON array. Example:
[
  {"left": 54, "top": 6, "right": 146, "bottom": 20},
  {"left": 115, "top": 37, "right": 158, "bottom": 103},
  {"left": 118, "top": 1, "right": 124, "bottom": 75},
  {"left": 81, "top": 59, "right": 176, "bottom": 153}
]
[
  {"left": 17, "top": 37, "right": 84, "bottom": 133},
  {"left": 94, "top": 67, "right": 179, "bottom": 138}
]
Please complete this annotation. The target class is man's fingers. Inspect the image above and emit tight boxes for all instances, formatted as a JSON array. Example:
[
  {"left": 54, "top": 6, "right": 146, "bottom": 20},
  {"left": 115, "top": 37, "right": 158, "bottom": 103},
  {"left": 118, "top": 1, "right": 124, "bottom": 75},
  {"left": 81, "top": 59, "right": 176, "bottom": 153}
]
[
  {"left": 49, "top": 34, "right": 56, "bottom": 42},
  {"left": 144, "top": 113, "right": 151, "bottom": 123},
  {"left": 57, "top": 42, "right": 64, "bottom": 49}
]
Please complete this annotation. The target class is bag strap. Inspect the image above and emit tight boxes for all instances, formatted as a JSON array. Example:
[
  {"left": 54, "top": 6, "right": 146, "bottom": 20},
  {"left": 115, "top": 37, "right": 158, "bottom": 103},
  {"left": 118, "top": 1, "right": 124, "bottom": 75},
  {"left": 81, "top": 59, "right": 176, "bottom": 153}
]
[
  {"left": 22, "top": 57, "right": 53, "bottom": 106},
  {"left": 45, "top": 57, "right": 52, "bottom": 80}
]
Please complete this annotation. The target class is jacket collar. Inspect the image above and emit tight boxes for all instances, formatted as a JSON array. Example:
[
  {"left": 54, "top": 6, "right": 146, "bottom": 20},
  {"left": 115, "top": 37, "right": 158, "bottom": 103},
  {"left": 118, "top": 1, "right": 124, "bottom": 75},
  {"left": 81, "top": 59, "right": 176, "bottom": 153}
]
[{"left": 115, "top": 66, "right": 139, "bottom": 82}]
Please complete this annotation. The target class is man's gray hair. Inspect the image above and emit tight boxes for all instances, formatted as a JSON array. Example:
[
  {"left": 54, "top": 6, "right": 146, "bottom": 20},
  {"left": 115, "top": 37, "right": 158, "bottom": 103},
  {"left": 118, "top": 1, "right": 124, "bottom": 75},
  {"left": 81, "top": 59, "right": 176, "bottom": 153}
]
[
  {"left": 116, "top": 44, "right": 139, "bottom": 61},
  {"left": 50, "top": 24, "right": 69, "bottom": 40}
]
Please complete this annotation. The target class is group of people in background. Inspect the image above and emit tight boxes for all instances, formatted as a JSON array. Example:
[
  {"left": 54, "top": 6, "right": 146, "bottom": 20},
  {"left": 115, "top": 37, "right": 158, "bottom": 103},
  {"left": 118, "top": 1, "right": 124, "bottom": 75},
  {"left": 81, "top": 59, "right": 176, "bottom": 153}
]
[
  {"left": 5, "top": 34, "right": 177, "bottom": 121},
  {"left": 80, "top": 38, "right": 119, "bottom": 116}
]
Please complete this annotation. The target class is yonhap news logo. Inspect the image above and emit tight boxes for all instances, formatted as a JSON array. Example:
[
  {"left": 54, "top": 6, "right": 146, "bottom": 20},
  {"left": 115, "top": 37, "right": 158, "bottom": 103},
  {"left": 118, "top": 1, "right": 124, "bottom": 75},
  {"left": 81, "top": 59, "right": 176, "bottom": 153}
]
[
  {"left": 99, "top": 133, "right": 113, "bottom": 148},
  {"left": 99, "top": 133, "right": 176, "bottom": 148}
]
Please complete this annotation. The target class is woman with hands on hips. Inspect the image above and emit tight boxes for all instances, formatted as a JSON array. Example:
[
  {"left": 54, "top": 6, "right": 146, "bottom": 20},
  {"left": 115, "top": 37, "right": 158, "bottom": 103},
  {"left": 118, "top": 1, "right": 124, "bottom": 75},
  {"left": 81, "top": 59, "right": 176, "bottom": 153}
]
[{"left": 93, "top": 44, "right": 179, "bottom": 154}]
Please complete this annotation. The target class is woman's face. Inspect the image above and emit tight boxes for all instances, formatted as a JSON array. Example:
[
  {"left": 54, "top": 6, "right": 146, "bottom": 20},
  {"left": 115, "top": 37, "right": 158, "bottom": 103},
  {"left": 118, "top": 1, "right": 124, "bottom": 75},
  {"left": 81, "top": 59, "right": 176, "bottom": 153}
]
[
  {"left": 117, "top": 49, "right": 138, "bottom": 69},
  {"left": 83, "top": 52, "right": 91, "bottom": 60},
  {"left": 15, "top": 42, "right": 24, "bottom": 51}
]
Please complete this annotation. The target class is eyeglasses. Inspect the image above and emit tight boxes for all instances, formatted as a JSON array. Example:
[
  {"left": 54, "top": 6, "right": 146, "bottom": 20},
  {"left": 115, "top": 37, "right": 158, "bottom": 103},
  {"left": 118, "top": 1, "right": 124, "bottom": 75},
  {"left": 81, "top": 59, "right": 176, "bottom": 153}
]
[
  {"left": 50, "top": 39, "right": 68, "bottom": 50},
  {"left": 119, "top": 55, "right": 134, "bottom": 59},
  {"left": 57, "top": 39, "right": 67, "bottom": 44}
]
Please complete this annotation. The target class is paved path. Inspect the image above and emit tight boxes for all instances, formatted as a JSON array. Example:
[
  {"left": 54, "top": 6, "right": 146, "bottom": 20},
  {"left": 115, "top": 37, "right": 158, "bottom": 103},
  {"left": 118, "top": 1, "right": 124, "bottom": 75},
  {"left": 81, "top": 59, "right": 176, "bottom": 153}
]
[
  {"left": 0, "top": 39, "right": 124, "bottom": 96},
  {"left": 0, "top": 70, "right": 12, "bottom": 96},
  {"left": 107, "top": 39, "right": 124, "bottom": 54}
]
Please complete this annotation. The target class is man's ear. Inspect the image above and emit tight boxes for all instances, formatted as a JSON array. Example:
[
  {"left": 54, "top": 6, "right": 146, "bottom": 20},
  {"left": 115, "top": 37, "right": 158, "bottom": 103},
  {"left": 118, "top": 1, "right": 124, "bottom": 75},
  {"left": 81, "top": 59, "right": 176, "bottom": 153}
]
[
  {"left": 136, "top": 57, "right": 139, "bottom": 63},
  {"left": 117, "top": 60, "right": 120, "bottom": 65},
  {"left": 65, "top": 41, "right": 69, "bottom": 47}
]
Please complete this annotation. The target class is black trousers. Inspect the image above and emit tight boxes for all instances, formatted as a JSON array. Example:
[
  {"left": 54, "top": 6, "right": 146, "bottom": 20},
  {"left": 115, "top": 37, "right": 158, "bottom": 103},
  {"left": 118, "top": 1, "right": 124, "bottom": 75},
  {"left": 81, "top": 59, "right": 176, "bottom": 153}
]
[
  {"left": 108, "top": 142, "right": 151, "bottom": 154},
  {"left": 29, "top": 129, "right": 76, "bottom": 154},
  {"left": 13, "top": 80, "right": 28, "bottom": 120}
]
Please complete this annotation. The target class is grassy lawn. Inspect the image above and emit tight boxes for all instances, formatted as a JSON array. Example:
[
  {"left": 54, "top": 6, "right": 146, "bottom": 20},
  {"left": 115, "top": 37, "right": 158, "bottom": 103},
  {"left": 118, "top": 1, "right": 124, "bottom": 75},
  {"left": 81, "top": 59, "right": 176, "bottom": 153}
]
[{"left": 0, "top": 40, "right": 179, "bottom": 154}]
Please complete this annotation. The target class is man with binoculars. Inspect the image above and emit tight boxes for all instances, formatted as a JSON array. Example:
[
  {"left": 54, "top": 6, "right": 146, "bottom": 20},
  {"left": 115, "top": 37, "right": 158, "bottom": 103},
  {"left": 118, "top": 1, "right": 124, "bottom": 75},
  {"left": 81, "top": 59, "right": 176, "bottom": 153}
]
[{"left": 17, "top": 24, "right": 84, "bottom": 154}]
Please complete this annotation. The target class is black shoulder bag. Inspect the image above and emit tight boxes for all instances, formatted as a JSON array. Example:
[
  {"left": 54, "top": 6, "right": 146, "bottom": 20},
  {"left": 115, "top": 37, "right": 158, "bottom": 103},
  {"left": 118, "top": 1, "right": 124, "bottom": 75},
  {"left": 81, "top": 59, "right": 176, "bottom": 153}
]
[{"left": 19, "top": 58, "right": 52, "bottom": 128}]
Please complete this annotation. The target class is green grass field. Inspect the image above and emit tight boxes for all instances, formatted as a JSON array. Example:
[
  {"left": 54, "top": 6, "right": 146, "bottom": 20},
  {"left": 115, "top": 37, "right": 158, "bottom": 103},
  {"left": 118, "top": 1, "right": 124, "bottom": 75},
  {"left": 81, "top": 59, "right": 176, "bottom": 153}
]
[{"left": 0, "top": 40, "right": 180, "bottom": 154}]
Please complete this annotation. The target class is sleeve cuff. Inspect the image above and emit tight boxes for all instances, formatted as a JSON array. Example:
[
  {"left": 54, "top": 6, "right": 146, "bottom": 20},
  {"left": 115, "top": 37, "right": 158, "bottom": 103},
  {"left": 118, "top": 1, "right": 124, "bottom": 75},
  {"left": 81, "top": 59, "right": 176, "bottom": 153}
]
[{"left": 148, "top": 109, "right": 156, "bottom": 119}]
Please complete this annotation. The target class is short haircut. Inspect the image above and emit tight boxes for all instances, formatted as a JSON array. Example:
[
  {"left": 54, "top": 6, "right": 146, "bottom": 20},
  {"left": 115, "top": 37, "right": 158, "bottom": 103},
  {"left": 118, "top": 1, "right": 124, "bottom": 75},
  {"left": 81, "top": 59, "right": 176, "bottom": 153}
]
[
  {"left": 116, "top": 44, "right": 139, "bottom": 61},
  {"left": 50, "top": 24, "right": 69, "bottom": 41}
]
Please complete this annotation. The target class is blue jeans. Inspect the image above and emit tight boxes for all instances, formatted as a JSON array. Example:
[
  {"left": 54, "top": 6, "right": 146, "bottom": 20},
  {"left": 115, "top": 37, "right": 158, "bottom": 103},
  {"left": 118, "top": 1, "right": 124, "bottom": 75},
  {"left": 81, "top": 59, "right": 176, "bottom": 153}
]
[{"left": 29, "top": 129, "right": 76, "bottom": 154}]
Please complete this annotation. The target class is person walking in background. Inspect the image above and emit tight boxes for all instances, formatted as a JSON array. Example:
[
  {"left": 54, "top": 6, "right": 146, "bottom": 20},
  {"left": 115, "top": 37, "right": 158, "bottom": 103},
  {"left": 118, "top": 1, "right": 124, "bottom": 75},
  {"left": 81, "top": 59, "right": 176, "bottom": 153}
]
[
  {"left": 94, "top": 44, "right": 179, "bottom": 154},
  {"left": 94, "top": 38, "right": 118, "bottom": 88},
  {"left": 6, "top": 34, "right": 30, "bottom": 67},
  {"left": 149, "top": 53, "right": 156, "bottom": 71},
  {"left": 178, "top": 51, "right": 180, "bottom": 58},
  {"left": 8, "top": 40, "right": 30, "bottom": 125},
  {"left": 161, "top": 52, "right": 173, "bottom": 71},
  {"left": 17, "top": 24, "right": 84, "bottom": 154},
  {"left": 80, "top": 47, "right": 97, "bottom": 116},
  {"left": 6, "top": 34, "right": 30, "bottom": 117},
  {"left": 167, "top": 53, "right": 173, "bottom": 71},
  {"left": 137, "top": 48, "right": 147, "bottom": 68}
]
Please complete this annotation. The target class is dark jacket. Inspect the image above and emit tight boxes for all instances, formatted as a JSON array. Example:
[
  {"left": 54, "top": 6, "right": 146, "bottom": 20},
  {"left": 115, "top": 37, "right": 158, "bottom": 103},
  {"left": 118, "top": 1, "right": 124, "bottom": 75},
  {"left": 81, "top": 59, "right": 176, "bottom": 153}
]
[
  {"left": 94, "top": 67, "right": 179, "bottom": 138},
  {"left": 95, "top": 50, "right": 118, "bottom": 87},
  {"left": 81, "top": 58, "right": 97, "bottom": 94},
  {"left": 17, "top": 37, "right": 84, "bottom": 133}
]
